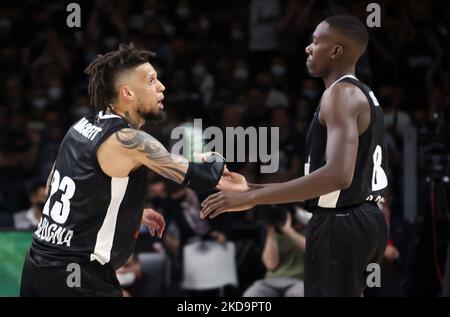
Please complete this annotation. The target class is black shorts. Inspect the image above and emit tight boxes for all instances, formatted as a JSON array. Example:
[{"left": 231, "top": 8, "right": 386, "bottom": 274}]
[
  {"left": 20, "top": 249, "right": 123, "bottom": 297},
  {"left": 304, "top": 202, "right": 388, "bottom": 297}
]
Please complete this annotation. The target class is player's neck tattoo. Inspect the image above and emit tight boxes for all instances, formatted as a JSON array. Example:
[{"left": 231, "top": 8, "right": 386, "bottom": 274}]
[{"left": 124, "top": 111, "right": 140, "bottom": 129}]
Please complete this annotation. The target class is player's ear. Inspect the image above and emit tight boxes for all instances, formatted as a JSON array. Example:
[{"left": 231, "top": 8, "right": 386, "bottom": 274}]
[
  {"left": 330, "top": 44, "right": 344, "bottom": 60},
  {"left": 118, "top": 85, "right": 134, "bottom": 100}
]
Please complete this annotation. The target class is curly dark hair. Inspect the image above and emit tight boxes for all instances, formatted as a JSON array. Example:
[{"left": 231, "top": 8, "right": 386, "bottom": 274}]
[{"left": 84, "top": 43, "right": 155, "bottom": 113}]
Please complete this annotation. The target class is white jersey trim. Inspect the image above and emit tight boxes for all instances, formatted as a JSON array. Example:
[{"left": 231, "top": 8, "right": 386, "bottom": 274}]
[
  {"left": 317, "top": 189, "right": 341, "bottom": 208},
  {"left": 90, "top": 177, "right": 129, "bottom": 265},
  {"left": 98, "top": 111, "right": 121, "bottom": 119},
  {"left": 328, "top": 74, "right": 358, "bottom": 89}
]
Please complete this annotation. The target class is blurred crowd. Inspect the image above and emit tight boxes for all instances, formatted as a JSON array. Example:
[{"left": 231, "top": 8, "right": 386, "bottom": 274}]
[{"left": 0, "top": 0, "right": 449, "bottom": 296}]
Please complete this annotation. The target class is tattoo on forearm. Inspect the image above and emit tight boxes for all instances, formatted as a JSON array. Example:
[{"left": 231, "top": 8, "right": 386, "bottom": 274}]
[{"left": 115, "top": 129, "right": 188, "bottom": 183}]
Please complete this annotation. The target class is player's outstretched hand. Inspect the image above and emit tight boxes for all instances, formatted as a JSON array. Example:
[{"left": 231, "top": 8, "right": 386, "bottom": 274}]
[
  {"left": 200, "top": 190, "right": 255, "bottom": 219},
  {"left": 193, "top": 151, "right": 225, "bottom": 163},
  {"left": 141, "top": 208, "right": 166, "bottom": 238},
  {"left": 216, "top": 167, "right": 249, "bottom": 192}
]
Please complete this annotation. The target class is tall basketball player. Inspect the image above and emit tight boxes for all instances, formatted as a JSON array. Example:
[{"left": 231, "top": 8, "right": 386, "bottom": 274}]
[
  {"left": 20, "top": 43, "right": 226, "bottom": 297},
  {"left": 201, "top": 16, "right": 389, "bottom": 297}
]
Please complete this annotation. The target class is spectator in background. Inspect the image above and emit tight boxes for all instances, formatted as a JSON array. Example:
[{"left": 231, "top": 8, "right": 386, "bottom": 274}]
[
  {"left": 220, "top": 104, "right": 246, "bottom": 173},
  {"left": 116, "top": 253, "right": 143, "bottom": 297},
  {"left": 248, "top": 0, "right": 281, "bottom": 72},
  {"left": 243, "top": 206, "right": 306, "bottom": 297},
  {"left": 135, "top": 180, "right": 171, "bottom": 254},
  {"left": 298, "top": 78, "right": 321, "bottom": 105},
  {"left": 243, "top": 87, "right": 268, "bottom": 127},
  {"left": 228, "top": 18, "right": 247, "bottom": 56},
  {"left": 165, "top": 183, "right": 228, "bottom": 294},
  {"left": 294, "top": 96, "right": 313, "bottom": 136},
  {"left": 167, "top": 185, "right": 226, "bottom": 249},
  {"left": 13, "top": 180, "right": 46, "bottom": 230},
  {"left": 191, "top": 58, "right": 215, "bottom": 107},
  {"left": 4, "top": 78, "right": 26, "bottom": 111},
  {"left": 34, "top": 109, "right": 63, "bottom": 182},
  {"left": 261, "top": 106, "right": 301, "bottom": 183},
  {"left": 380, "top": 85, "right": 412, "bottom": 141},
  {"left": 379, "top": 84, "right": 412, "bottom": 216},
  {"left": 0, "top": 111, "right": 41, "bottom": 212},
  {"left": 254, "top": 71, "right": 289, "bottom": 109},
  {"left": 230, "top": 59, "right": 250, "bottom": 97},
  {"left": 270, "top": 56, "right": 290, "bottom": 92},
  {"left": 0, "top": 0, "right": 448, "bottom": 297}
]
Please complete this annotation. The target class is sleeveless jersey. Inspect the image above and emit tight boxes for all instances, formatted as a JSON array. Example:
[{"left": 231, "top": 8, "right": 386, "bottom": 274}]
[
  {"left": 31, "top": 111, "right": 147, "bottom": 269},
  {"left": 304, "top": 75, "right": 388, "bottom": 210}
]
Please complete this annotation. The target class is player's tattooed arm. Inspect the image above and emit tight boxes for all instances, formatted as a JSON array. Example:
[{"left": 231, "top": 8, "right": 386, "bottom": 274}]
[{"left": 115, "top": 128, "right": 188, "bottom": 184}]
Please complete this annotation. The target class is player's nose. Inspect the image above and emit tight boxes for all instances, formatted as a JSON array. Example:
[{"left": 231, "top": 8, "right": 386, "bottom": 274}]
[
  {"left": 305, "top": 44, "right": 312, "bottom": 55},
  {"left": 158, "top": 80, "right": 165, "bottom": 92}
]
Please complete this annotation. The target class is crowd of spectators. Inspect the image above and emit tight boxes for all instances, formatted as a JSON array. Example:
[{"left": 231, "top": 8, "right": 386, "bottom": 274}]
[{"left": 0, "top": 0, "right": 449, "bottom": 296}]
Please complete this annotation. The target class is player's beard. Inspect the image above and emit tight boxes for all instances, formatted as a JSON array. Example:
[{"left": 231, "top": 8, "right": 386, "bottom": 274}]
[{"left": 139, "top": 108, "right": 167, "bottom": 125}]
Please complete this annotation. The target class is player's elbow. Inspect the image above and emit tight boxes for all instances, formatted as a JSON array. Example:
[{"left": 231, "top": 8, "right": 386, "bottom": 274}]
[
  {"left": 335, "top": 171, "right": 353, "bottom": 189},
  {"left": 337, "top": 176, "right": 352, "bottom": 189},
  {"left": 327, "top": 167, "right": 353, "bottom": 190}
]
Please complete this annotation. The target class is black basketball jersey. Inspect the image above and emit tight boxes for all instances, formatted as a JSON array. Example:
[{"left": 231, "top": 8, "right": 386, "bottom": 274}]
[
  {"left": 31, "top": 111, "right": 147, "bottom": 269},
  {"left": 304, "top": 75, "right": 388, "bottom": 209}
]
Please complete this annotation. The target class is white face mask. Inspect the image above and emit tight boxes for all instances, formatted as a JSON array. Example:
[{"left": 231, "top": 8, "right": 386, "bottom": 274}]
[
  {"left": 295, "top": 207, "right": 312, "bottom": 225},
  {"left": 116, "top": 272, "right": 136, "bottom": 287}
]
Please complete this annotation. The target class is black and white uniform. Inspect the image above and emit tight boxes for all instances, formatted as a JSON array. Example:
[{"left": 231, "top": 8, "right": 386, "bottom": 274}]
[
  {"left": 21, "top": 111, "right": 146, "bottom": 297},
  {"left": 303, "top": 75, "right": 389, "bottom": 297}
]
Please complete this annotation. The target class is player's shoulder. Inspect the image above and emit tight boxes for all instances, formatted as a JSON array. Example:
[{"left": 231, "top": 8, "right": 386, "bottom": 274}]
[
  {"left": 325, "top": 81, "right": 366, "bottom": 103},
  {"left": 108, "top": 127, "right": 164, "bottom": 154},
  {"left": 321, "top": 81, "right": 367, "bottom": 115},
  {"left": 105, "top": 127, "right": 143, "bottom": 150}
]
